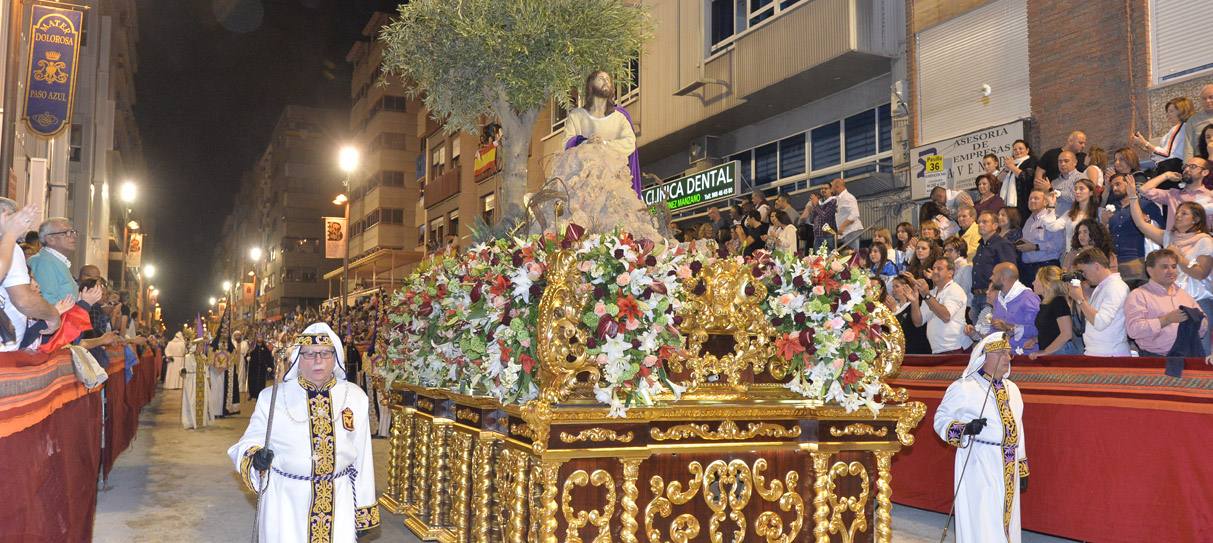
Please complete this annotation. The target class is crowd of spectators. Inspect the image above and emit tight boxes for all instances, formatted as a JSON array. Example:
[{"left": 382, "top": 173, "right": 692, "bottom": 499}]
[
  {"left": 675, "top": 84, "right": 1213, "bottom": 361},
  {"left": 0, "top": 205, "right": 152, "bottom": 356}
]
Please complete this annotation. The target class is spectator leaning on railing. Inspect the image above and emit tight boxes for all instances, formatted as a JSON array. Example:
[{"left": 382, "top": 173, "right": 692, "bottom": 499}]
[
  {"left": 28, "top": 217, "right": 80, "bottom": 306},
  {"left": 0, "top": 198, "right": 60, "bottom": 351}
]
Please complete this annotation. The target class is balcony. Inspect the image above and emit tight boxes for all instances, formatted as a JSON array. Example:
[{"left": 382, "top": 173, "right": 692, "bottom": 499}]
[{"left": 424, "top": 169, "right": 460, "bottom": 207}]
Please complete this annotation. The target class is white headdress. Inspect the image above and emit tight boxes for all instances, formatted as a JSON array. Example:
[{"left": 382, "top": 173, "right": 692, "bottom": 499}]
[
  {"left": 964, "top": 332, "right": 1011, "bottom": 379},
  {"left": 283, "top": 322, "right": 346, "bottom": 381}
]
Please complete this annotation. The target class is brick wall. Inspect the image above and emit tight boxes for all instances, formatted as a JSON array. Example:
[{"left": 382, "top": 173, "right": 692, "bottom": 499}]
[{"left": 1027, "top": 0, "right": 1150, "bottom": 153}]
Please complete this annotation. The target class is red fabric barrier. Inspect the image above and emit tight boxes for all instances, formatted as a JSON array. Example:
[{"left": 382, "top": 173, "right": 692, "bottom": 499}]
[
  {"left": 102, "top": 358, "right": 129, "bottom": 477},
  {"left": 891, "top": 355, "right": 1213, "bottom": 543},
  {"left": 0, "top": 392, "right": 102, "bottom": 543}
]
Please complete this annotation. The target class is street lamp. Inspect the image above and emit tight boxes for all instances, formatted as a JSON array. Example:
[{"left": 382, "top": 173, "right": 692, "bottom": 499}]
[
  {"left": 335, "top": 145, "right": 359, "bottom": 340},
  {"left": 222, "top": 280, "right": 233, "bottom": 292},
  {"left": 144, "top": 264, "right": 156, "bottom": 279},
  {"left": 208, "top": 296, "right": 217, "bottom": 306},
  {"left": 248, "top": 246, "right": 263, "bottom": 321},
  {"left": 118, "top": 180, "right": 137, "bottom": 293}
]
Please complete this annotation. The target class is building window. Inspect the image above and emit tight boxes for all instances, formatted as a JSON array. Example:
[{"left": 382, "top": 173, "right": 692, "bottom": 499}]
[
  {"left": 708, "top": 0, "right": 748, "bottom": 52},
  {"left": 878, "top": 103, "right": 892, "bottom": 152},
  {"left": 451, "top": 137, "right": 462, "bottom": 168},
  {"left": 415, "top": 153, "right": 426, "bottom": 181},
  {"left": 385, "top": 208, "right": 405, "bottom": 224},
  {"left": 70, "top": 124, "right": 82, "bottom": 161},
  {"left": 753, "top": 142, "right": 778, "bottom": 185},
  {"left": 811, "top": 121, "right": 841, "bottom": 171},
  {"left": 844, "top": 109, "right": 876, "bottom": 162},
  {"left": 382, "top": 171, "right": 405, "bottom": 187},
  {"left": 383, "top": 95, "right": 406, "bottom": 112},
  {"left": 448, "top": 210, "right": 460, "bottom": 238},
  {"left": 431, "top": 145, "right": 446, "bottom": 176},
  {"left": 418, "top": 224, "right": 426, "bottom": 245},
  {"left": 778, "top": 133, "right": 805, "bottom": 179},
  {"left": 366, "top": 209, "right": 382, "bottom": 228},
  {"left": 617, "top": 56, "right": 641, "bottom": 101},
  {"left": 1150, "top": 0, "right": 1213, "bottom": 83},
  {"left": 481, "top": 192, "right": 496, "bottom": 224}
]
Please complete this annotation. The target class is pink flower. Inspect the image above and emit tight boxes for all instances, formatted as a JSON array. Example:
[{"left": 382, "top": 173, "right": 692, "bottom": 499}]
[
  {"left": 778, "top": 293, "right": 794, "bottom": 306},
  {"left": 579, "top": 260, "right": 592, "bottom": 272},
  {"left": 642, "top": 355, "right": 658, "bottom": 367},
  {"left": 676, "top": 265, "right": 693, "bottom": 279},
  {"left": 841, "top": 328, "right": 856, "bottom": 343},
  {"left": 625, "top": 317, "right": 640, "bottom": 331},
  {"left": 616, "top": 272, "right": 632, "bottom": 286},
  {"left": 831, "top": 358, "right": 844, "bottom": 371},
  {"left": 826, "top": 317, "right": 845, "bottom": 330},
  {"left": 594, "top": 301, "right": 608, "bottom": 317},
  {"left": 813, "top": 285, "right": 825, "bottom": 296}
]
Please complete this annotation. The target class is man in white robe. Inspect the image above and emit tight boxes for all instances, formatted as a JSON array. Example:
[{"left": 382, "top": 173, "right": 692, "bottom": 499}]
[
  {"left": 181, "top": 334, "right": 212, "bottom": 429},
  {"left": 228, "top": 322, "right": 380, "bottom": 542},
  {"left": 163, "top": 331, "right": 185, "bottom": 390},
  {"left": 234, "top": 330, "right": 250, "bottom": 394},
  {"left": 208, "top": 346, "right": 228, "bottom": 418},
  {"left": 934, "top": 332, "right": 1029, "bottom": 542}
]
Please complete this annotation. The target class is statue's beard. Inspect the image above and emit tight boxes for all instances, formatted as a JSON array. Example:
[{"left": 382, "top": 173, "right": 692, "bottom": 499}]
[{"left": 590, "top": 85, "right": 613, "bottom": 100}]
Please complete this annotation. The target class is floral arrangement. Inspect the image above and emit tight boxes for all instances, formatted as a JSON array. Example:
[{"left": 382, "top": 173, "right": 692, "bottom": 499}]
[
  {"left": 754, "top": 246, "right": 888, "bottom": 414},
  {"left": 572, "top": 230, "right": 687, "bottom": 416},
  {"left": 382, "top": 229, "right": 892, "bottom": 416}
]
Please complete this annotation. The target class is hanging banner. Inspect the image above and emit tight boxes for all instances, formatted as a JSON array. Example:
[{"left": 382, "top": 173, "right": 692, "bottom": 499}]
[
  {"left": 324, "top": 217, "right": 347, "bottom": 259},
  {"left": 242, "top": 282, "right": 254, "bottom": 304},
  {"left": 910, "top": 120, "right": 1025, "bottom": 199},
  {"left": 127, "top": 232, "right": 143, "bottom": 268},
  {"left": 24, "top": 3, "right": 85, "bottom": 138}
]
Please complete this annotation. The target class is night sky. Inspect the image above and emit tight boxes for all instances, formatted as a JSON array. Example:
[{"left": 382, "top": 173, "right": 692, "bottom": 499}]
[{"left": 134, "top": 0, "right": 397, "bottom": 327}]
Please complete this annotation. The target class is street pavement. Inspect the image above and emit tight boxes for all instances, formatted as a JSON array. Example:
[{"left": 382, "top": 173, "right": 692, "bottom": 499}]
[{"left": 93, "top": 387, "right": 1072, "bottom": 542}]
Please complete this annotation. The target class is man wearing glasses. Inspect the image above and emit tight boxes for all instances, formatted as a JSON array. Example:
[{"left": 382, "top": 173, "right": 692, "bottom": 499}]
[
  {"left": 228, "top": 322, "right": 380, "bottom": 542},
  {"left": 28, "top": 217, "right": 81, "bottom": 307},
  {"left": 1139, "top": 158, "right": 1213, "bottom": 231}
]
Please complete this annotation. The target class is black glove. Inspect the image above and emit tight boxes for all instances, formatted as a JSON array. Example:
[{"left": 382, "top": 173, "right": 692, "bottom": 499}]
[
  {"left": 1020, "top": 475, "right": 1028, "bottom": 493},
  {"left": 252, "top": 448, "right": 274, "bottom": 471},
  {"left": 963, "top": 418, "right": 987, "bottom": 436}
]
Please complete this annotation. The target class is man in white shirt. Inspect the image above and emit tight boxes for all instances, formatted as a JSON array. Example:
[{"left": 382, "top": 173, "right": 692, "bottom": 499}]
[
  {"left": 1067, "top": 247, "right": 1131, "bottom": 356},
  {"left": 830, "top": 178, "right": 863, "bottom": 248},
  {"left": 0, "top": 198, "right": 60, "bottom": 351},
  {"left": 907, "top": 258, "right": 974, "bottom": 353}
]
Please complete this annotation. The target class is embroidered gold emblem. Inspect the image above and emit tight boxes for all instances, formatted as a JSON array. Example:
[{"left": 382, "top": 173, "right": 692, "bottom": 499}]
[{"left": 342, "top": 407, "right": 354, "bottom": 431}]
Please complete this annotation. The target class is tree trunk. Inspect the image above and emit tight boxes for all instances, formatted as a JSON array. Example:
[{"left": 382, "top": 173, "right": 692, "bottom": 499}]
[{"left": 493, "top": 96, "right": 539, "bottom": 225}]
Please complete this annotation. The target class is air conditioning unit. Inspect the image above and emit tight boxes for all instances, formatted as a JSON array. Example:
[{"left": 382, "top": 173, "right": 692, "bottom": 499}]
[{"left": 688, "top": 135, "right": 722, "bottom": 165}]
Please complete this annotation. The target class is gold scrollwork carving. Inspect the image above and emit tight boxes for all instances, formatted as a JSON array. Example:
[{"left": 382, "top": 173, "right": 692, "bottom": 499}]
[
  {"left": 676, "top": 259, "right": 779, "bottom": 388},
  {"left": 535, "top": 250, "right": 596, "bottom": 404},
  {"left": 510, "top": 422, "right": 537, "bottom": 441},
  {"left": 826, "top": 461, "right": 871, "bottom": 543},
  {"left": 619, "top": 459, "right": 642, "bottom": 543},
  {"left": 895, "top": 402, "right": 928, "bottom": 446},
  {"left": 650, "top": 420, "right": 801, "bottom": 442},
  {"left": 559, "top": 428, "right": 635, "bottom": 444},
  {"left": 873, "top": 451, "right": 894, "bottom": 543},
  {"left": 644, "top": 459, "right": 802, "bottom": 543},
  {"left": 828, "top": 423, "right": 889, "bottom": 438},
  {"left": 561, "top": 469, "right": 616, "bottom": 543},
  {"left": 456, "top": 407, "right": 481, "bottom": 424},
  {"left": 417, "top": 398, "right": 434, "bottom": 411}
]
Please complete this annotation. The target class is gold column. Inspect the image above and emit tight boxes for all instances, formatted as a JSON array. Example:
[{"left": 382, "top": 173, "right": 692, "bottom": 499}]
[
  {"left": 508, "top": 449, "right": 529, "bottom": 543},
  {"left": 400, "top": 408, "right": 415, "bottom": 508},
  {"left": 379, "top": 406, "right": 411, "bottom": 513},
  {"left": 469, "top": 434, "right": 497, "bottom": 543},
  {"left": 811, "top": 452, "right": 833, "bottom": 543},
  {"left": 534, "top": 460, "right": 563, "bottom": 543},
  {"left": 448, "top": 431, "right": 473, "bottom": 543},
  {"left": 405, "top": 415, "right": 432, "bottom": 533},
  {"left": 619, "top": 458, "right": 642, "bottom": 543},
  {"left": 430, "top": 420, "right": 452, "bottom": 531},
  {"left": 873, "top": 451, "right": 895, "bottom": 543}
]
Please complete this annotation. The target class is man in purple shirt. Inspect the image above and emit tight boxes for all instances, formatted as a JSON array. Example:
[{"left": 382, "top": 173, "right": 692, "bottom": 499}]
[{"left": 989, "top": 262, "right": 1040, "bottom": 354}]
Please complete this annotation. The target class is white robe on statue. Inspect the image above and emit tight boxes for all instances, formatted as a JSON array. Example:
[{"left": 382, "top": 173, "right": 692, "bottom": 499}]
[
  {"left": 562, "top": 107, "right": 636, "bottom": 156},
  {"left": 164, "top": 334, "right": 185, "bottom": 390},
  {"left": 228, "top": 323, "right": 380, "bottom": 542},
  {"left": 933, "top": 333, "right": 1028, "bottom": 543}
]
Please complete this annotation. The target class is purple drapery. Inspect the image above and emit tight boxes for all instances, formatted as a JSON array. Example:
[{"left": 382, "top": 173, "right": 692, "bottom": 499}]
[{"left": 563, "top": 106, "right": 643, "bottom": 198}]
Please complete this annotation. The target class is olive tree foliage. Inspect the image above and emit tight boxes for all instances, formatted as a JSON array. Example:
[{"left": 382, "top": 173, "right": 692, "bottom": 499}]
[{"left": 379, "top": 0, "right": 653, "bottom": 224}]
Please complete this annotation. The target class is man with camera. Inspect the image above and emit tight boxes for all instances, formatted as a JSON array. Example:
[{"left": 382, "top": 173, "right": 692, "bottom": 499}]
[
  {"left": 905, "top": 257, "right": 973, "bottom": 354},
  {"left": 1066, "top": 248, "right": 1131, "bottom": 356}
]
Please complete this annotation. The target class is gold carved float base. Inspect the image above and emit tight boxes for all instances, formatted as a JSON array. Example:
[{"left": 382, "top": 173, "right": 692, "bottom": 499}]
[{"left": 379, "top": 387, "right": 926, "bottom": 543}]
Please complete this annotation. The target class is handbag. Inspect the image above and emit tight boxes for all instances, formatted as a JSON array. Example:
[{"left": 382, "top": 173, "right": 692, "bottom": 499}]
[{"left": 67, "top": 344, "right": 108, "bottom": 388}]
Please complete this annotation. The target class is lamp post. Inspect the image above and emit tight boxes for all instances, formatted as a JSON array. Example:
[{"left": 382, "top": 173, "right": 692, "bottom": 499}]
[
  {"left": 119, "top": 180, "right": 137, "bottom": 292},
  {"left": 249, "top": 246, "right": 263, "bottom": 322},
  {"left": 336, "top": 145, "right": 360, "bottom": 339}
]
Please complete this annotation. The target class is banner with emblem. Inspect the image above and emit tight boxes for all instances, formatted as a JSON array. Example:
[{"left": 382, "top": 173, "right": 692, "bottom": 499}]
[
  {"left": 24, "top": 3, "right": 85, "bottom": 138},
  {"left": 324, "top": 217, "right": 347, "bottom": 259},
  {"left": 127, "top": 232, "right": 143, "bottom": 268}
]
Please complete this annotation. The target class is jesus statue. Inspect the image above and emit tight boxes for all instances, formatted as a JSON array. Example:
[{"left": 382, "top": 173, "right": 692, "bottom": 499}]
[{"left": 546, "top": 70, "right": 661, "bottom": 240}]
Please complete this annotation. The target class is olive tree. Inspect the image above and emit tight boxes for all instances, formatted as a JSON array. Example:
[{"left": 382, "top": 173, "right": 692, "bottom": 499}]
[{"left": 379, "top": 0, "right": 652, "bottom": 223}]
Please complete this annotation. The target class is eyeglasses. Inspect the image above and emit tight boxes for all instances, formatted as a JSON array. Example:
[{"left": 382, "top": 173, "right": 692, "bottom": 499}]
[
  {"left": 299, "top": 350, "right": 336, "bottom": 362},
  {"left": 1183, "top": 163, "right": 1204, "bottom": 170},
  {"left": 46, "top": 229, "right": 78, "bottom": 237}
]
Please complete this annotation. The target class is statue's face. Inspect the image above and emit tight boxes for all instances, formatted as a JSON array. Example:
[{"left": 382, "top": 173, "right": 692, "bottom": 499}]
[{"left": 591, "top": 72, "right": 613, "bottom": 97}]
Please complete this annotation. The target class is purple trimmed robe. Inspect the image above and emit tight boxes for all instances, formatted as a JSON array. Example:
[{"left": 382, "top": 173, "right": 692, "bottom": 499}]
[{"left": 564, "top": 106, "right": 643, "bottom": 198}]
